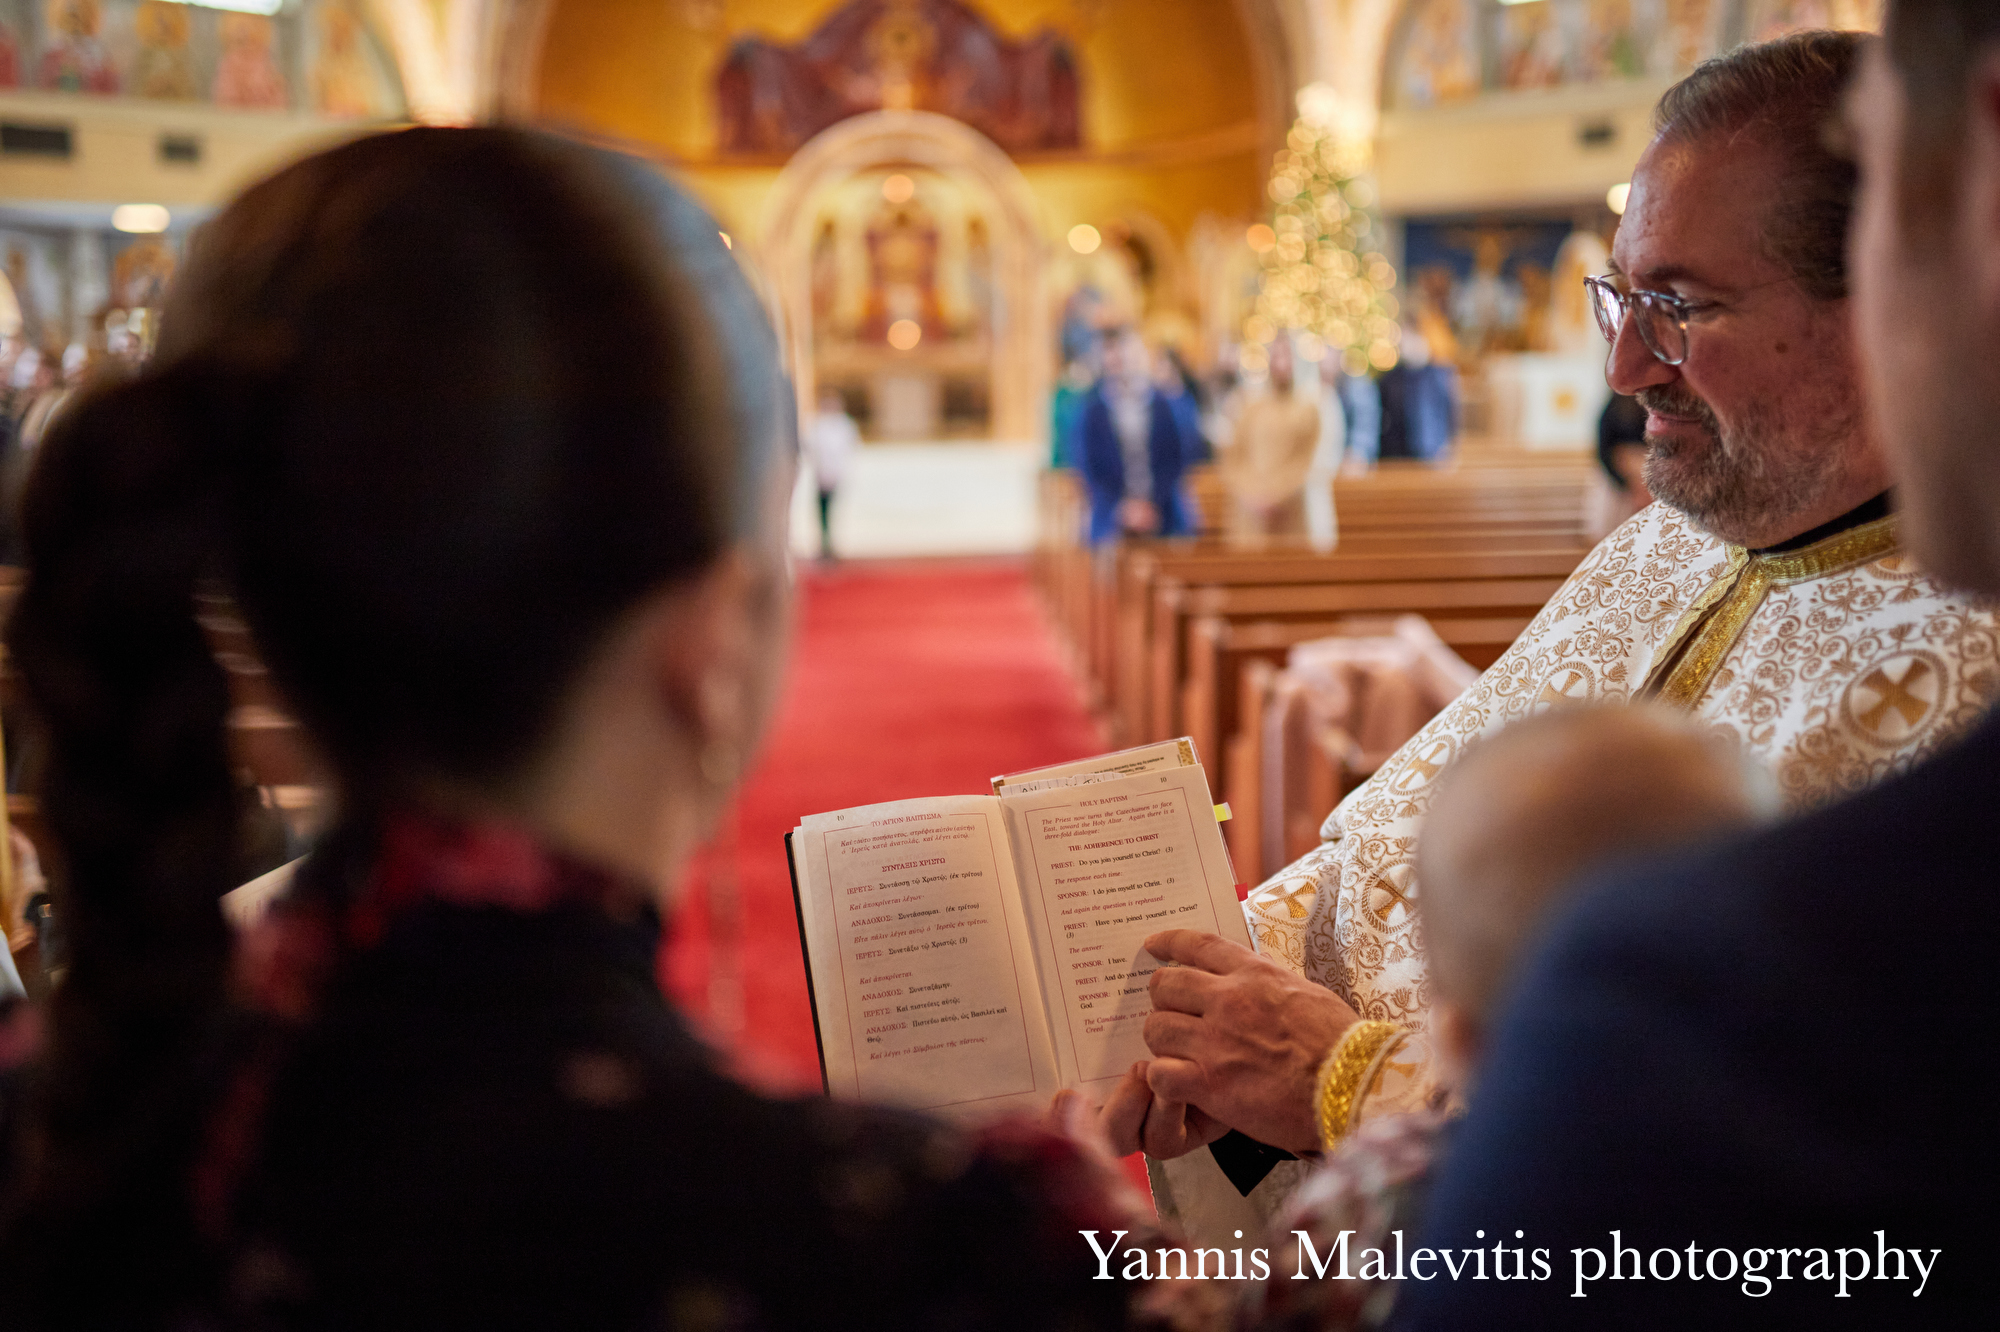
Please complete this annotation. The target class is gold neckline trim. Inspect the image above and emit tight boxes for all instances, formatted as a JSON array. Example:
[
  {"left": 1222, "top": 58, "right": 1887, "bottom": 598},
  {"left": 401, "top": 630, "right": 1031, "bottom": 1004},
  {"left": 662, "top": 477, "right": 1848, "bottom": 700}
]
[
  {"left": 1739, "top": 512, "right": 1902, "bottom": 585},
  {"left": 1641, "top": 512, "right": 1902, "bottom": 709}
]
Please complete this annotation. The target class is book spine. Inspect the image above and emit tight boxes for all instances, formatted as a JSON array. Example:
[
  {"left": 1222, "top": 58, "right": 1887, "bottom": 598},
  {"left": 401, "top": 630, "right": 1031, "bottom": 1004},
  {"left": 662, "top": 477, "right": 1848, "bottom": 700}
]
[{"left": 785, "top": 831, "right": 832, "bottom": 1096}]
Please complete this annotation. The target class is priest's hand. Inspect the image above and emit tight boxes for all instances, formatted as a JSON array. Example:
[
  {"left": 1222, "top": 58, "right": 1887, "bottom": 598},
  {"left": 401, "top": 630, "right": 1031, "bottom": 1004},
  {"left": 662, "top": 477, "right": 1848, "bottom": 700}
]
[
  {"left": 1140, "top": 928, "right": 1360, "bottom": 1156},
  {"left": 1097, "top": 1060, "right": 1230, "bottom": 1160}
]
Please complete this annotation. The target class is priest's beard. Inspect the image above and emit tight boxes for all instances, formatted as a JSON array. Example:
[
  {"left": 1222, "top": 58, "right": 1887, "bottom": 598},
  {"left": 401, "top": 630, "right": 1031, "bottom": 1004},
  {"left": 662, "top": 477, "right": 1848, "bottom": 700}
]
[{"left": 1637, "top": 382, "right": 1862, "bottom": 547}]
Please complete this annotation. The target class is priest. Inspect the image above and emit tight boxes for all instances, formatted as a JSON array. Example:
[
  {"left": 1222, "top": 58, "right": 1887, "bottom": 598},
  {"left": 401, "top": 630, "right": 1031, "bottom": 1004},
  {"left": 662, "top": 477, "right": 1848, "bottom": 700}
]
[{"left": 1114, "top": 30, "right": 2000, "bottom": 1241}]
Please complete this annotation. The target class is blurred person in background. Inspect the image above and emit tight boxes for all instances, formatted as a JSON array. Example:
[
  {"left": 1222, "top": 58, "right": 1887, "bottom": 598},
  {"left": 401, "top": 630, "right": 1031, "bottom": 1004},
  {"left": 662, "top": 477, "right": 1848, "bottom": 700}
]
[
  {"left": 1049, "top": 346, "right": 1097, "bottom": 468},
  {"left": 1077, "top": 325, "right": 1200, "bottom": 543},
  {"left": 1376, "top": 325, "right": 1458, "bottom": 463},
  {"left": 801, "top": 385, "right": 857, "bottom": 561},
  {"left": 1305, "top": 349, "right": 1348, "bottom": 550},
  {"left": 1220, "top": 332, "right": 1321, "bottom": 540},
  {"left": 0, "top": 128, "right": 1162, "bottom": 1332},
  {"left": 1159, "top": 343, "right": 1213, "bottom": 464},
  {"left": 1333, "top": 362, "right": 1382, "bottom": 471},
  {"left": 1587, "top": 390, "right": 1654, "bottom": 539}
]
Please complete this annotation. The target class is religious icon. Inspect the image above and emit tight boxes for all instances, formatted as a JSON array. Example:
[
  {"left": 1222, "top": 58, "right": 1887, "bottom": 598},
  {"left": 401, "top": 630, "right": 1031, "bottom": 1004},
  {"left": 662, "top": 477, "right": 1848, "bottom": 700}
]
[
  {"left": 38, "top": 0, "right": 117, "bottom": 96},
  {"left": 1398, "top": 0, "right": 1480, "bottom": 108},
  {"left": 1548, "top": 228, "right": 1612, "bottom": 355},
  {"left": 867, "top": 0, "right": 934, "bottom": 112},
  {"left": 963, "top": 215, "right": 994, "bottom": 333},
  {"left": 1575, "top": 0, "right": 1642, "bottom": 82},
  {"left": 1746, "top": 0, "right": 1836, "bottom": 40},
  {"left": 1747, "top": 0, "right": 1881, "bottom": 38},
  {"left": 213, "top": 11, "right": 288, "bottom": 110},
  {"left": 715, "top": 0, "right": 1081, "bottom": 154},
  {"left": 111, "top": 236, "right": 176, "bottom": 312},
  {"left": 0, "top": 16, "right": 21, "bottom": 88},
  {"left": 809, "top": 217, "right": 840, "bottom": 340},
  {"left": 134, "top": 0, "right": 198, "bottom": 101},
  {"left": 1403, "top": 219, "right": 1578, "bottom": 364},
  {"left": 1826, "top": 0, "right": 1885, "bottom": 28},
  {"left": 1411, "top": 267, "right": 1461, "bottom": 368},
  {"left": 1452, "top": 233, "right": 1527, "bottom": 353},
  {"left": 861, "top": 190, "right": 944, "bottom": 341},
  {"left": 1498, "top": 1, "right": 1565, "bottom": 91},
  {"left": 313, "top": 0, "right": 382, "bottom": 118},
  {"left": 1654, "top": 0, "right": 1723, "bottom": 75}
]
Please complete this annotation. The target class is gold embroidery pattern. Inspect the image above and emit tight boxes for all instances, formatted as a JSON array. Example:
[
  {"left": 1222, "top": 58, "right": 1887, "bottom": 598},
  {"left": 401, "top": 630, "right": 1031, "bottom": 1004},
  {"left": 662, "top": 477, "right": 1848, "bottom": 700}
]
[
  {"left": 1643, "top": 515, "right": 1904, "bottom": 708},
  {"left": 1844, "top": 650, "right": 1945, "bottom": 747},
  {"left": 1242, "top": 503, "right": 2000, "bottom": 1049}
]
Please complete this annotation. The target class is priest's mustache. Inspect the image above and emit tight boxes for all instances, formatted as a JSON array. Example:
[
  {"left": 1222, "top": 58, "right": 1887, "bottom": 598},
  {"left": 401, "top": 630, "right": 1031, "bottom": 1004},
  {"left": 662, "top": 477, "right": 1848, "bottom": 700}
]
[{"left": 1636, "top": 384, "right": 1722, "bottom": 442}]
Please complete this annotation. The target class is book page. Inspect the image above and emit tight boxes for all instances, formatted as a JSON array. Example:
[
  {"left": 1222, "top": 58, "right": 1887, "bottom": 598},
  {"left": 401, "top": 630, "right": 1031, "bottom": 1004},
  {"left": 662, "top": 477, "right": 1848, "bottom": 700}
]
[
  {"left": 991, "top": 737, "right": 1199, "bottom": 793},
  {"left": 792, "top": 795, "right": 1059, "bottom": 1119},
  {"left": 1000, "top": 765, "right": 1251, "bottom": 1097}
]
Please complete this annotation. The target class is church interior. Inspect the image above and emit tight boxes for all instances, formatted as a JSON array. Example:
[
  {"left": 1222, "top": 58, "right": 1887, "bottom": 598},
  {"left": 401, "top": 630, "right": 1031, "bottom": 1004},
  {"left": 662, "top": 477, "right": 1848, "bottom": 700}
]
[
  {"left": 0, "top": 0, "right": 1881, "bottom": 558},
  {"left": 0, "top": 0, "right": 1944, "bottom": 1306},
  {"left": 0, "top": 0, "right": 1887, "bottom": 1090}
]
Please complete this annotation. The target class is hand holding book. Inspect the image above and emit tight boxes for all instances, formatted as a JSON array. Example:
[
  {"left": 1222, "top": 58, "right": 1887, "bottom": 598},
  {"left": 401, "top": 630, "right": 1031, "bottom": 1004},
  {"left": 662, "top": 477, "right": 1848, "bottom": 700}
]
[{"left": 787, "top": 740, "right": 1256, "bottom": 1122}]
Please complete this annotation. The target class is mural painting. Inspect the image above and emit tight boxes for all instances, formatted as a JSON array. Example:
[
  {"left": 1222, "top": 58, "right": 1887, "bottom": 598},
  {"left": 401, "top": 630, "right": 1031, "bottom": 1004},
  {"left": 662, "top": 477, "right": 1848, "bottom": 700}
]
[
  {"left": 1390, "top": 0, "right": 1886, "bottom": 109},
  {"left": 1403, "top": 216, "right": 1582, "bottom": 362},
  {"left": 716, "top": 0, "right": 1081, "bottom": 155},
  {"left": 0, "top": 0, "right": 402, "bottom": 116}
]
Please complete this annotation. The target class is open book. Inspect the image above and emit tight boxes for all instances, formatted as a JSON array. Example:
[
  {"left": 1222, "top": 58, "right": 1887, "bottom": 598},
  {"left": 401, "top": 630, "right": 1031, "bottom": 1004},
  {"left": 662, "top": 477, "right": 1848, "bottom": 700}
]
[{"left": 787, "top": 739, "right": 1252, "bottom": 1118}]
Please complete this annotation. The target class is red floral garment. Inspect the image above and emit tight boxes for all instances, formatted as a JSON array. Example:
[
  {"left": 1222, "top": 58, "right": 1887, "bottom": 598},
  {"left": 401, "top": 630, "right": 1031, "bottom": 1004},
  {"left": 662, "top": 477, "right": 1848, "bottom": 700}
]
[{"left": 208, "top": 811, "right": 1174, "bottom": 1331}]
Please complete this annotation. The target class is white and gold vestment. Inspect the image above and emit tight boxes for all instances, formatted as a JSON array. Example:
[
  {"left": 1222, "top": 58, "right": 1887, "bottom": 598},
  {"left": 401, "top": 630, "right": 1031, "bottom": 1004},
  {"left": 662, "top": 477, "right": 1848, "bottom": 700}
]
[{"left": 1158, "top": 503, "right": 1999, "bottom": 1242}]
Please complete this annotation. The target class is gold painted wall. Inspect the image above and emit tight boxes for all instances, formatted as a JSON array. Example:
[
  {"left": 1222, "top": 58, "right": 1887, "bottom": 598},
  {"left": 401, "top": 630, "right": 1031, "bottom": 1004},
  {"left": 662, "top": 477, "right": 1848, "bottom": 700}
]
[
  {"left": 532, "top": 0, "right": 1265, "bottom": 244},
  {"left": 538, "top": 0, "right": 1259, "bottom": 155}
]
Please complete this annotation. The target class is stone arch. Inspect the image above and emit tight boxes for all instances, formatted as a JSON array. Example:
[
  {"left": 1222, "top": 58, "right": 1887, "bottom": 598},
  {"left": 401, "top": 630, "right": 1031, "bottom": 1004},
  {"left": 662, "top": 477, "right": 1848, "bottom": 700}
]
[{"left": 759, "top": 110, "right": 1050, "bottom": 443}]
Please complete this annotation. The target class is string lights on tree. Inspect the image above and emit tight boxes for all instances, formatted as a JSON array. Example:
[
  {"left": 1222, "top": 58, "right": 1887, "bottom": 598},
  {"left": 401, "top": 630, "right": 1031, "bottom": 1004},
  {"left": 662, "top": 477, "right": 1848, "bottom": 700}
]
[{"left": 1244, "top": 87, "right": 1401, "bottom": 378}]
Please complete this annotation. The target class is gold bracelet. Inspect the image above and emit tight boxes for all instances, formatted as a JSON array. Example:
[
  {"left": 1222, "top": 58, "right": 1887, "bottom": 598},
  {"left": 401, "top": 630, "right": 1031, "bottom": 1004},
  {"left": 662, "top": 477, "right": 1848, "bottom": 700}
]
[{"left": 1312, "top": 1020, "right": 1400, "bottom": 1151}]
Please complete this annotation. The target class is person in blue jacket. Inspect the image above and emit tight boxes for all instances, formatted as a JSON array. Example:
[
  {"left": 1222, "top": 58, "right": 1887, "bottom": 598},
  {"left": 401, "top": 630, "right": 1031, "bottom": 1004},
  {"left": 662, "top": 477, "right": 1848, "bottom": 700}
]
[
  {"left": 1075, "top": 327, "right": 1201, "bottom": 543},
  {"left": 1376, "top": 326, "right": 1458, "bottom": 463}
]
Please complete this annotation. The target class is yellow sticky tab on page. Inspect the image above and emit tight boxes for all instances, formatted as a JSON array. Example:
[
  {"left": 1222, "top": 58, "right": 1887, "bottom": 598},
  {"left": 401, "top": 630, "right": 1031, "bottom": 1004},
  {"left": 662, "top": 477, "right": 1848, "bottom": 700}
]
[{"left": 1214, "top": 803, "right": 1232, "bottom": 822}]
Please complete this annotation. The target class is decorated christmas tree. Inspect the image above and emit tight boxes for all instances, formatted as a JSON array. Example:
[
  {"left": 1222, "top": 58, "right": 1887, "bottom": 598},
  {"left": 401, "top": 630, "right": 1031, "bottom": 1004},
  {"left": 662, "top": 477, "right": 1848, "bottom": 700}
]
[{"left": 1245, "top": 111, "right": 1401, "bottom": 378}]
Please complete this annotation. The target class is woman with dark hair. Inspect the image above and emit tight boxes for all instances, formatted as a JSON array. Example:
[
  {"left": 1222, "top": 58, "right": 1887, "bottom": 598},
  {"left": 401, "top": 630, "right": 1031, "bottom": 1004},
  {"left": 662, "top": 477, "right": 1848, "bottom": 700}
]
[{"left": 0, "top": 128, "right": 1151, "bottom": 1330}]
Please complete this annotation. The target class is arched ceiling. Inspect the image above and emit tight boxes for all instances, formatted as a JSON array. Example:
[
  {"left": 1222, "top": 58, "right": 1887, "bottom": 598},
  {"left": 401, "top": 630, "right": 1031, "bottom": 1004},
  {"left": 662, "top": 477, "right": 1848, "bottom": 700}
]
[{"left": 529, "top": 0, "right": 1263, "bottom": 160}]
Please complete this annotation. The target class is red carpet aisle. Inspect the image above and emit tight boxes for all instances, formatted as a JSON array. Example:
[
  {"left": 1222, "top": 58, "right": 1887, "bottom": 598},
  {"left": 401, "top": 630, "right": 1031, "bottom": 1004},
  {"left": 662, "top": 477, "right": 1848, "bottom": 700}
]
[{"left": 663, "top": 558, "right": 1108, "bottom": 1095}]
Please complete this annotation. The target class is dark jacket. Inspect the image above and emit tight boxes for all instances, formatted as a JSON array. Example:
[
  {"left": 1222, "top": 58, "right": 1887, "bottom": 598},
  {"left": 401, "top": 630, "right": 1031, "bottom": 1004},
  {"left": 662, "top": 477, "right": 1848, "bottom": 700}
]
[
  {"left": 226, "top": 895, "right": 1142, "bottom": 1331},
  {"left": 1377, "top": 363, "right": 1457, "bottom": 463},
  {"left": 1076, "top": 384, "right": 1199, "bottom": 543},
  {"left": 1395, "top": 710, "right": 2000, "bottom": 1328}
]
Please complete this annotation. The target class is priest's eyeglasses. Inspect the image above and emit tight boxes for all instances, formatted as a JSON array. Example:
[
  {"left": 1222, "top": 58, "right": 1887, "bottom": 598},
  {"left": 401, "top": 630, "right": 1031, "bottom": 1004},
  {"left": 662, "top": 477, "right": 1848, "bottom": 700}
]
[{"left": 1584, "top": 275, "right": 1693, "bottom": 367}]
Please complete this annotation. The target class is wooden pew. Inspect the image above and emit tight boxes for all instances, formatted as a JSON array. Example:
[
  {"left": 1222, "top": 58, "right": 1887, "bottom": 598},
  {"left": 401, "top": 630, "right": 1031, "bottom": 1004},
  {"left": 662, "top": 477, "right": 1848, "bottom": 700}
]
[
  {"left": 1214, "top": 614, "right": 1515, "bottom": 882},
  {"left": 1036, "top": 460, "right": 1597, "bottom": 770},
  {"left": 1106, "top": 538, "right": 1584, "bottom": 744},
  {"left": 1225, "top": 658, "right": 1372, "bottom": 886},
  {"left": 1137, "top": 549, "right": 1583, "bottom": 746},
  {"left": 1043, "top": 456, "right": 1591, "bottom": 650},
  {"left": 1187, "top": 459, "right": 1595, "bottom": 542},
  {"left": 1184, "top": 611, "right": 1532, "bottom": 801}
]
